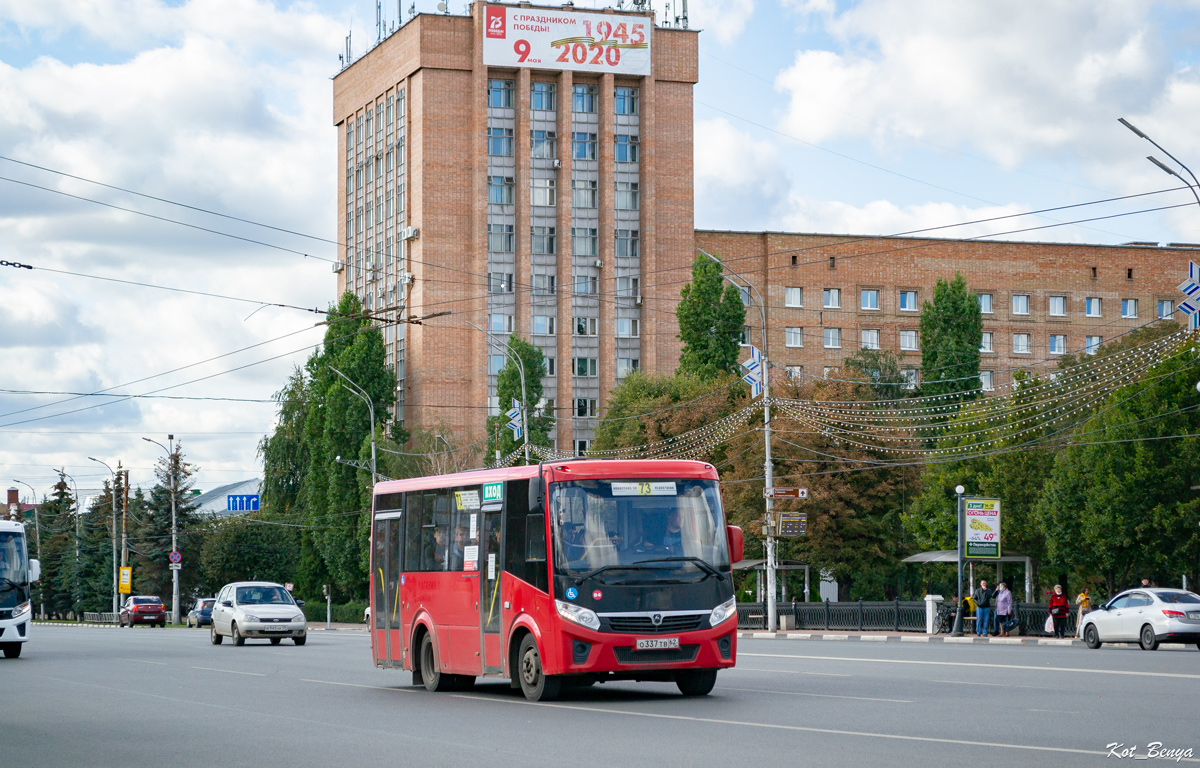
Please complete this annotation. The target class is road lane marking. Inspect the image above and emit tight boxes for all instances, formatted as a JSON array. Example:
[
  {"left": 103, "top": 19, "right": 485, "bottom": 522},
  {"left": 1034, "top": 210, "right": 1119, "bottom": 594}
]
[
  {"left": 449, "top": 693, "right": 1183, "bottom": 760},
  {"left": 1028, "top": 708, "right": 1080, "bottom": 714},
  {"left": 741, "top": 653, "right": 1200, "bottom": 680},
  {"left": 731, "top": 667, "right": 851, "bottom": 677},
  {"left": 117, "top": 658, "right": 168, "bottom": 665},
  {"left": 721, "top": 686, "right": 912, "bottom": 703},
  {"left": 189, "top": 666, "right": 266, "bottom": 677},
  {"left": 933, "top": 679, "right": 1007, "bottom": 687},
  {"left": 301, "top": 679, "right": 416, "bottom": 693}
]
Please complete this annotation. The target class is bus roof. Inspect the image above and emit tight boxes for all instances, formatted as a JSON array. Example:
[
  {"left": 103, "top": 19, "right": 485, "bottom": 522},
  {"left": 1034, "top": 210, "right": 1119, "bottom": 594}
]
[
  {"left": 0, "top": 519, "right": 27, "bottom": 533},
  {"left": 373, "top": 459, "right": 718, "bottom": 495}
]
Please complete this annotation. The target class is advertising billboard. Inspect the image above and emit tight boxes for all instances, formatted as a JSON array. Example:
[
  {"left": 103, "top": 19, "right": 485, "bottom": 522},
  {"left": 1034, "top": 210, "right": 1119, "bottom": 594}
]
[
  {"left": 482, "top": 4, "right": 652, "bottom": 76},
  {"left": 964, "top": 497, "right": 1001, "bottom": 559}
]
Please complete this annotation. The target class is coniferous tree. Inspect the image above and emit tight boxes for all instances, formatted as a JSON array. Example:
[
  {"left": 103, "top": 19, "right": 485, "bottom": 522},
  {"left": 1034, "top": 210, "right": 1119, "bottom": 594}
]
[
  {"left": 918, "top": 272, "right": 982, "bottom": 400},
  {"left": 677, "top": 254, "right": 747, "bottom": 380}
]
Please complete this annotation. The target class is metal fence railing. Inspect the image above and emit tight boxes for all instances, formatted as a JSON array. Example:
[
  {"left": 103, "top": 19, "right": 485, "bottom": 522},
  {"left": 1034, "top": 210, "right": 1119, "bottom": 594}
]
[
  {"left": 83, "top": 612, "right": 119, "bottom": 624},
  {"left": 738, "top": 600, "right": 1075, "bottom": 636}
]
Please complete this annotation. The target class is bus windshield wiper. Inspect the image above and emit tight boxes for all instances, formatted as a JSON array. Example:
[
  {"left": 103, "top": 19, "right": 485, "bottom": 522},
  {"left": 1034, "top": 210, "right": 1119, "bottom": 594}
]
[
  {"left": 571, "top": 564, "right": 655, "bottom": 585},
  {"left": 0, "top": 577, "right": 21, "bottom": 591},
  {"left": 630, "top": 557, "right": 726, "bottom": 581}
]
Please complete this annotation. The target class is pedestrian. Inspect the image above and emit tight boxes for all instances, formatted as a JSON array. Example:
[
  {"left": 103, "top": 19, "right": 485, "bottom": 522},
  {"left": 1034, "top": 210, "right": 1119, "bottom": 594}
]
[
  {"left": 994, "top": 582, "right": 1014, "bottom": 637},
  {"left": 1048, "top": 584, "right": 1070, "bottom": 638},
  {"left": 1074, "top": 587, "right": 1092, "bottom": 635},
  {"left": 1139, "top": 577, "right": 1152, "bottom": 589},
  {"left": 972, "top": 580, "right": 994, "bottom": 637}
]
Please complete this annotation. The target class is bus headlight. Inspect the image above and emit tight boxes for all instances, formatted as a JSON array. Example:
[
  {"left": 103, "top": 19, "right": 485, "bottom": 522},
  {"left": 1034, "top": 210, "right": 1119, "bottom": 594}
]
[
  {"left": 555, "top": 600, "right": 600, "bottom": 631},
  {"left": 709, "top": 596, "right": 737, "bottom": 627},
  {"left": 14, "top": 601, "right": 31, "bottom": 619}
]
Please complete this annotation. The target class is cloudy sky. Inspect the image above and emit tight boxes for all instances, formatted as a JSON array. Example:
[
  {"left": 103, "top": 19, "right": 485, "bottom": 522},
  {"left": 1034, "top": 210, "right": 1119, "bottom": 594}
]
[{"left": 2, "top": 0, "right": 1198, "bottom": 500}]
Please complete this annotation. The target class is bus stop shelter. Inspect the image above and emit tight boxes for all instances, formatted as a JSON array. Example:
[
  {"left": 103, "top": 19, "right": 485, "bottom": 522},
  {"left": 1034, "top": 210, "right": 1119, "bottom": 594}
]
[
  {"left": 901, "top": 550, "right": 1034, "bottom": 602},
  {"left": 733, "top": 558, "right": 812, "bottom": 602}
]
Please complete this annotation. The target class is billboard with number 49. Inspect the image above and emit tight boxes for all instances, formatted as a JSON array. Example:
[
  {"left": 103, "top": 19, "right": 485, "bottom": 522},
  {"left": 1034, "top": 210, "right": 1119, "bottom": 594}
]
[{"left": 964, "top": 498, "right": 1001, "bottom": 559}]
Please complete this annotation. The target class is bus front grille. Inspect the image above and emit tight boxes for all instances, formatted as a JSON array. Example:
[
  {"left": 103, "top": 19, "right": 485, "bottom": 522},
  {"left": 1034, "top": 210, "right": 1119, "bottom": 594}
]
[{"left": 613, "top": 644, "right": 700, "bottom": 664}]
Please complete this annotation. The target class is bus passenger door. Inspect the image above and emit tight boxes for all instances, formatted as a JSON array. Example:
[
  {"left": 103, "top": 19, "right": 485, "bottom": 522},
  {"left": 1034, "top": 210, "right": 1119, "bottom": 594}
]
[
  {"left": 480, "top": 503, "right": 504, "bottom": 673},
  {"left": 387, "top": 517, "right": 405, "bottom": 667},
  {"left": 371, "top": 516, "right": 389, "bottom": 667}
]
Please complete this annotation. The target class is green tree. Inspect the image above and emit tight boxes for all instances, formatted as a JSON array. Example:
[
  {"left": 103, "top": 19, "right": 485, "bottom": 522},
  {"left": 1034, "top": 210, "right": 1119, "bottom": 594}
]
[
  {"left": 484, "top": 336, "right": 553, "bottom": 463},
  {"left": 200, "top": 516, "right": 299, "bottom": 588},
  {"left": 592, "top": 370, "right": 744, "bottom": 456},
  {"left": 78, "top": 480, "right": 122, "bottom": 613},
  {"left": 842, "top": 347, "right": 908, "bottom": 402},
  {"left": 131, "top": 442, "right": 203, "bottom": 607},
  {"left": 919, "top": 272, "right": 982, "bottom": 400},
  {"left": 677, "top": 254, "right": 747, "bottom": 379}
]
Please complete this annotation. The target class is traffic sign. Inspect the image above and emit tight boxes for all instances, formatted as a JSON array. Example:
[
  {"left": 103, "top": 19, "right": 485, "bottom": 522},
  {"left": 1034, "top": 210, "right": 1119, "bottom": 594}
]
[
  {"left": 168, "top": 563, "right": 182, "bottom": 571},
  {"left": 778, "top": 512, "right": 807, "bottom": 537},
  {"left": 168, "top": 550, "right": 181, "bottom": 564},
  {"left": 227, "top": 494, "right": 259, "bottom": 512},
  {"left": 285, "top": 583, "right": 294, "bottom": 592},
  {"left": 119, "top": 566, "right": 132, "bottom": 593},
  {"left": 764, "top": 487, "right": 807, "bottom": 499}
]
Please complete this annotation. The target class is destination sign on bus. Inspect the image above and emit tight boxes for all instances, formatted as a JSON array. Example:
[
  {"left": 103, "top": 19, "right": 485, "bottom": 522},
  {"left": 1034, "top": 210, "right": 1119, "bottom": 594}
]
[{"left": 610, "top": 481, "right": 676, "bottom": 496}]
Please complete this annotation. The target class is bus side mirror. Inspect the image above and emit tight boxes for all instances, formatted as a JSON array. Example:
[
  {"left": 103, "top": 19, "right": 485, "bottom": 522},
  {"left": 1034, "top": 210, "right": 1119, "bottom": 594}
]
[
  {"left": 29, "top": 559, "right": 40, "bottom": 583},
  {"left": 726, "top": 526, "right": 744, "bottom": 564}
]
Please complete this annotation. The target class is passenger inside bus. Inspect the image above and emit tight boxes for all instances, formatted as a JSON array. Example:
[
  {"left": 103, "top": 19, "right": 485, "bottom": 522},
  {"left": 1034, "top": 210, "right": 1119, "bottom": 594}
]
[
  {"left": 423, "top": 527, "right": 447, "bottom": 570},
  {"left": 449, "top": 526, "right": 468, "bottom": 571}
]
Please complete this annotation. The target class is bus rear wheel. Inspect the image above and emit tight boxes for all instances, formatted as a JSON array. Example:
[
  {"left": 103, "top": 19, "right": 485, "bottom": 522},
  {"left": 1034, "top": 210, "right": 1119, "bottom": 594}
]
[
  {"left": 2, "top": 642, "right": 21, "bottom": 659},
  {"left": 675, "top": 669, "right": 718, "bottom": 697},
  {"left": 518, "top": 635, "right": 561, "bottom": 702},
  {"left": 420, "top": 633, "right": 454, "bottom": 692}
]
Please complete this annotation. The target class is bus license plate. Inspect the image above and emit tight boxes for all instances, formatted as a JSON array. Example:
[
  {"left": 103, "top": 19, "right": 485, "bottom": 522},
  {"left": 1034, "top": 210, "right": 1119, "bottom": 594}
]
[{"left": 636, "top": 637, "right": 680, "bottom": 651}]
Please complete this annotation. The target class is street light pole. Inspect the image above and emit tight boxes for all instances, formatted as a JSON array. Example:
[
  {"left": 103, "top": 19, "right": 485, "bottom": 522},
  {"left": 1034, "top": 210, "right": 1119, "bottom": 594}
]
[
  {"left": 329, "top": 368, "right": 377, "bottom": 483},
  {"left": 1119, "top": 117, "right": 1200, "bottom": 208},
  {"left": 144, "top": 436, "right": 179, "bottom": 625},
  {"left": 951, "top": 484, "right": 966, "bottom": 636},
  {"left": 88, "top": 456, "right": 118, "bottom": 614},
  {"left": 13, "top": 480, "right": 42, "bottom": 619},
  {"left": 468, "top": 322, "right": 530, "bottom": 464},
  {"left": 698, "top": 249, "right": 777, "bottom": 630}
]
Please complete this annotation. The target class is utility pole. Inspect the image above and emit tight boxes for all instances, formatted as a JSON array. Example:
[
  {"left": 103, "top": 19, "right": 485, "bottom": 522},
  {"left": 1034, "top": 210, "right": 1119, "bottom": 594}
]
[
  {"left": 468, "top": 322, "right": 530, "bottom": 464},
  {"left": 88, "top": 456, "right": 118, "bottom": 614},
  {"left": 57, "top": 469, "right": 80, "bottom": 620},
  {"left": 143, "top": 435, "right": 181, "bottom": 625},
  {"left": 118, "top": 462, "right": 128, "bottom": 569}
]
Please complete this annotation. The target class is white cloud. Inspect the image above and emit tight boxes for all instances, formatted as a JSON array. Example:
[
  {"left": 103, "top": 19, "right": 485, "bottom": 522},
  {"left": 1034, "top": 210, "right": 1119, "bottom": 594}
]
[
  {"left": 695, "top": 116, "right": 790, "bottom": 229},
  {"left": 685, "top": 0, "right": 755, "bottom": 45},
  {"left": 778, "top": 196, "right": 1040, "bottom": 242}
]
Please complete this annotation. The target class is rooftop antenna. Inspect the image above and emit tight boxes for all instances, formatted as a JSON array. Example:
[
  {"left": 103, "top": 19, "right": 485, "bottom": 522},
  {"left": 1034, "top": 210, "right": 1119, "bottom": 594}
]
[
  {"left": 437, "top": 1, "right": 448, "bottom": 14},
  {"left": 408, "top": 1, "right": 415, "bottom": 20},
  {"left": 377, "top": 0, "right": 383, "bottom": 41},
  {"left": 681, "top": 0, "right": 688, "bottom": 28},
  {"left": 345, "top": 30, "right": 352, "bottom": 64}
]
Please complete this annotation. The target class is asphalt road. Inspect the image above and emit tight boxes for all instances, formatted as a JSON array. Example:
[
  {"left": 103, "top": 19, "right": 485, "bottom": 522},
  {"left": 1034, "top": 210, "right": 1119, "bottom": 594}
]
[{"left": 7, "top": 626, "right": 1199, "bottom": 767}]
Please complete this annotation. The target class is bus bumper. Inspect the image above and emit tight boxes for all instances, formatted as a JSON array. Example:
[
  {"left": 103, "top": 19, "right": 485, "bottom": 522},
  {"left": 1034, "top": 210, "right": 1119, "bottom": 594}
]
[{"left": 548, "top": 621, "right": 737, "bottom": 677}]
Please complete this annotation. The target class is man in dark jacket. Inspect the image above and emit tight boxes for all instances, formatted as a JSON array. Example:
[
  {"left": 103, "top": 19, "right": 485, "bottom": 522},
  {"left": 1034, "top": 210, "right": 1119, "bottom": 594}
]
[{"left": 973, "top": 580, "right": 995, "bottom": 637}]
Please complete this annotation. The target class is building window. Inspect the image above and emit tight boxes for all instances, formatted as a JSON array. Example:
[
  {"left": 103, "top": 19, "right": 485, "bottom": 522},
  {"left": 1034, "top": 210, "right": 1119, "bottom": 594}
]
[
  {"left": 616, "top": 317, "right": 640, "bottom": 338},
  {"left": 574, "top": 317, "right": 598, "bottom": 336},
  {"left": 572, "top": 227, "right": 598, "bottom": 256},
  {"left": 1012, "top": 333, "right": 1030, "bottom": 354},
  {"left": 1049, "top": 334, "right": 1065, "bottom": 355},
  {"left": 738, "top": 286, "right": 751, "bottom": 306},
  {"left": 573, "top": 273, "right": 599, "bottom": 295},
  {"left": 617, "top": 276, "right": 640, "bottom": 298},
  {"left": 617, "top": 357, "right": 640, "bottom": 378},
  {"left": 899, "top": 290, "right": 918, "bottom": 311},
  {"left": 980, "top": 371, "right": 994, "bottom": 391},
  {"left": 823, "top": 328, "right": 842, "bottom": 348},
  {"left": 785, "top": 287, "right": 803, "bottom": 308},
  {"left": 488, "top": 354, "right": 505, "bottom": 375},
  {"left": 861, "top": 289, "right": 879, "bottom": 310},
  {"left": 487, "top": 175, "right": 514, "bottom": 205},
  {"left": 532, "top": 315, "right": 555, "bottom": 335},
  {"left": 900, "top": 330, "right": 919, "bottom": 351},
  {"left": 860, "top": 329, "right": 879, "bottom": 350},
  {"left": 823, "top": 366, "right": 836, "bottom": 379},
  {"left": 980, "top": 332, "right": 993, "bottom": 353},
  {"left": 572, "top": 84, "right": 597, "bottom": 113},
  {"left": 1086, "top": 335, "right": 1102, "bottom": 354},
  {"left": 901, "top": 369, "right": 918, "bottom": 390},
  {"left": 574, "top": 357, "right": 598, "bottom": 377},
  {"left": 1049, "top": 295, "right": 1066, "bottom": 316},
  {"left": 531, "top": 130, "right": 557, "bottom": 159},
  {"left": 531, "top": 81, "right": 556, "bottom": 111},
  {"left": 1012, "top": 294, "right": 1030, "bottom": 315},
  {"left": 614, "top": 86, "right": 639, "bottom": 114},
  {"left": 1085, "top": 297, "right": 1101, "bottom": 317},
  {"left": 574, "top": 439, "right": 588, "bottom": 456},
  {"left": 1121, "top": 299, "right": 1137, "bottom": 318},
  {"left": 487, "top": 223, "right": 514, "bottom": 252},
  {"left": 616, "top": 229, "right": 640, "bottom": 259},
  {"left": 576, "top": 398, "right": 598, "bottom": 418},
  {"left": 740, "top": 326, "right": 751, "bottom": 346},
  {"left": 572, "top": 132, "right": 597, "bottom": 160},
  {"left": 616, "top": 181, "right": 640, "bottom": 210},
  {"left": 487, "top": 127, "right": 513, "bottom": 156},
  {"left": 546, "top": 359, "right": 555, "bottom": 376},
  {"left": 531, "top": 226, "right": 556, "bottom": 255},
  {"left": 615, "top": 134, "right": 639, "bottom": 162},
  {"left": 1159, "top": 300, "right": 1174, "bottom": 319},
  {"left": 533, "top": 274, "right": 556, "bottom": 295},
  {"left": 978, "top": 293, "right": 993, "bottom": 314},
  {"left": 487, "top": 78, "right": 514, "bottom": 108},
  {"left": 531, "top": 178, "right": 556, "bottom": 207},
  {"left": 786, "top": 365, "right": 804, "bottom": 382},
  {"left": 488, "top": 313, "right": 513, "bottom": 334},
  {"left": 785, "top": 327, "right": 804, "bottom": 348},
  {"left": 572, "top": 179, "right": 598, "bottom": 209},
  {"left": 488, "top": 272, "right": 514, "bottom": 293},
  {"left": 823, "top": 288, "right": 841, "bottom": 308}
]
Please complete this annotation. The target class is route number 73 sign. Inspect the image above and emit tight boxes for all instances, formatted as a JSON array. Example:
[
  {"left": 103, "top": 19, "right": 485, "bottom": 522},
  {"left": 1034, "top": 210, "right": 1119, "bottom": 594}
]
[{"left": 964, "top": 498, "right": 1001, "bottom": 559}]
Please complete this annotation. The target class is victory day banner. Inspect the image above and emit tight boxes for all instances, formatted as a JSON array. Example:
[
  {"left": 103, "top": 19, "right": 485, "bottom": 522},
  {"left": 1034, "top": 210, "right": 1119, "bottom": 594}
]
[{"left": 483, "top": 4, "right": 652, "bottom": 76}]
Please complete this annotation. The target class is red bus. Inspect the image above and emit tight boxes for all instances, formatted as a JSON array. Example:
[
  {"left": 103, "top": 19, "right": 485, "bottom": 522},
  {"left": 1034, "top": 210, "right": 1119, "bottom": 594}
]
[{"left": 368, "top": 459, "right": 744, "bottom": 701}]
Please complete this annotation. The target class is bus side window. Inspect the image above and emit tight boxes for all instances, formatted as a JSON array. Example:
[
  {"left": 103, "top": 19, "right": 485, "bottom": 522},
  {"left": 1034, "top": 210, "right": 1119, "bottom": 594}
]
[
  {"left": 525, "top": 515, "right": 545, "bottom": 562},
  {"left": 404, "top": 492, "right": 422, "bottom": 571}
]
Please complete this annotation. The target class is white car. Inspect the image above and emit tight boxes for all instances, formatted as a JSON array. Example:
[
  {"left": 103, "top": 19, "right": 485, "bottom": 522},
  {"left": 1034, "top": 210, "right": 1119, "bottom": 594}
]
[
  {"left": 1081, "top": 588, "right": 1200, "bottom": 651},
  {"left": 210, "top": 581, "right": 307, "bottom": 646}
]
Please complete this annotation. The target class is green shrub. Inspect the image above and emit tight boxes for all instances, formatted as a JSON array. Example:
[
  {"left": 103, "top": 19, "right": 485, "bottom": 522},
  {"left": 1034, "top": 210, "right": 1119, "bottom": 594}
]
[{"left": 300, "top": 600, "right": 367, "bottom": 624}]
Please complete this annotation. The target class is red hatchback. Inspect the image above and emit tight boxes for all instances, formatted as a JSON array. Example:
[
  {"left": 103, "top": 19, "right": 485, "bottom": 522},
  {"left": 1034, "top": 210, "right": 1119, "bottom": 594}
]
[{"left": 120, "top": 595, "right": 167, "bottom": 628}]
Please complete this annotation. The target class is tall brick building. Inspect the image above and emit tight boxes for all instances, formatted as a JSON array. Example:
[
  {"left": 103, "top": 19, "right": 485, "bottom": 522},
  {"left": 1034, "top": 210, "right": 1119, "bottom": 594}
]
[{"left": 333, "top": 2, "right": 1197, "bottom": 451}]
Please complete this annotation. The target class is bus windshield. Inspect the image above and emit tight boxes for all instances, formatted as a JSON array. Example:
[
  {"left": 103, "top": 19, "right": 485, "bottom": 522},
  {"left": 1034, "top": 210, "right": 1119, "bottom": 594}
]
[
  {"left": 551, "top": 479, "right": 730, "bottom": 580},
  {"left": 0, "top": 531, "right": 29, "bottom": 610}
]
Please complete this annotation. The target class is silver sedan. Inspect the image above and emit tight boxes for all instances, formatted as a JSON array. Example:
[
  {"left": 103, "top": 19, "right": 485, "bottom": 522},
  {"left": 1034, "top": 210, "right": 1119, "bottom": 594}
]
[{"left": 1081, "top": 588, "right": 1200, "bottom": 651}]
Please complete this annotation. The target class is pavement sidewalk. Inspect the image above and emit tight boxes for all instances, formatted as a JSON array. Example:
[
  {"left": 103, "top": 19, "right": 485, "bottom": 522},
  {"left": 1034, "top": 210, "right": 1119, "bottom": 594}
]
[{"left": 737, "top": 629, "right": 1197, "bottom": 650}]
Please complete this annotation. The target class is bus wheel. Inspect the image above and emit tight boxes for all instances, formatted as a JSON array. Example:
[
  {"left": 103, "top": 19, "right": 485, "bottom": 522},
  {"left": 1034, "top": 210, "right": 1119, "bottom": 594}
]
[
  {"left": 675, "top": 669, "right": 718, "bottom": 697},
  {"left": 518, "top": 634, "right": 561, "bottom": 702},
  {"left": 420, "top": 633, "right": 454, "bottom": 692},
  {"left": 2, "top": 643, "right": 20, "bottom": 659}
]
